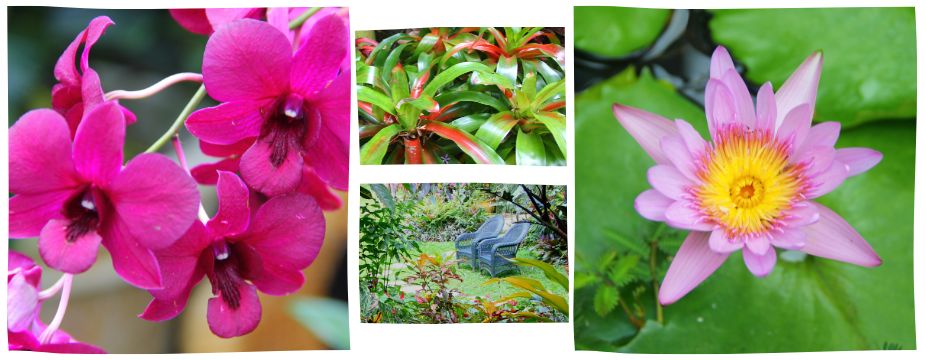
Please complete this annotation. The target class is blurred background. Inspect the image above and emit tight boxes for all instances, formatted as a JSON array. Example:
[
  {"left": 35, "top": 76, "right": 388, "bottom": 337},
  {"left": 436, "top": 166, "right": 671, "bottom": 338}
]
[{"left": 8, "top": 7, "right": 349, "bottom": 353}]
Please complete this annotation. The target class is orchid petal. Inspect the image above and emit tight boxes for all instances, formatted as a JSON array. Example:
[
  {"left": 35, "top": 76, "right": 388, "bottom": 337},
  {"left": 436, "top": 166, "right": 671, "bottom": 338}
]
[
  {"left": 39, "top": 219, "right": 101, "bottom": 274},
  {"left": 73, "top": 101, "right": 125, "bottom": 186},
  {"left": 169, "top": 9, "right": 212, "bottom": 35},
  {"left": 208, "top": 171, "right": 251, "bottom": 237},
  {"left": 9, "top": 109, "right": 80, "bottom": 194},
  {"left": 9, "top": 190, "right": 75, "bottom": 238},
  {"left": 202, "top": 19, "right": 291, "bottom": 102},
  {"left": 291, "top": 14, "right": 349, "bottom": 97},
  {"left": 186, "top": 100, "right": 269, "bottom": 145},
  {"left": 207, "top": 280, "right": 261, "bottom": 338},
  {"left": 239, "top": 139, "right": 304, "bottom": 196},
  {"left": 298, "top": 167, "right": 344, "bottom": 211}
]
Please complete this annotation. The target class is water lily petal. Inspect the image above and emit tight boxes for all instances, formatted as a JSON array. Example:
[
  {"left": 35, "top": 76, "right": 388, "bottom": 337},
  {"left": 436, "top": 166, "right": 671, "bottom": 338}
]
[
  {"left": 775, "top": 104, "right": 813, "bottom": 155},
  {"left": 202, "top": 19, "right": 291, "bottom": 102},
  {"left": 835, "top": 147, "right": 883, "bottom": 177},
  {"left": 38, "top": 219, "right": 101, "bottom": 274},
  {"left": 647, "top": 165, "right": 692, "bottom": 200},
  {"left": 660, "top": 135, "right": 698, "bottom": 181},
  {"left": 743, "top": 246, "right": 777, "bottom": 277},
  {"left": 207, "top": 280, "right": 261, "bottom": 338},
  {"left": 720, "top": 69, "right": 756, "bottom": 128},
  {"left": 781, "top": 201, "right": 821, "bottom": 228},
  {"left": 108, "top": 153, "right": 200, "bottom": 251},
  {"left": 774, "top": 52, "right": 823, "bottom": 129},
  {"left": 659, "top": 231, "right": 728, "bottom": 305},
  {"left": 674, "top": 119, "right": 707, "bottom": 155},
  {"left": 239, "top": 138, "right": 304, "bottom": 196},
  {"left": 708, "top": 229, "right": 743, "bottom": 253},
  {"left": 240, "top": 193, "right": 325, "bottom": 295},
  {"left": 806, "top": 160, "right": 849, "bottom": 199},
  {"left": 634, "top": 189, "right": 673, "bottom": 222},
  {"left": 291, "top": 13, "right": 349, "bottom": 97},
  {"left": 755, "top": 82, "right": 776, "bottom": 131},
  {"left": 665, "top": 200, "right": 714, "bottom": 231},
  {"left": 769, "top": 227, "right": 807, "bottom": 250},
  {"left": 9, "top": 109, "right": 80, "bottom": 194},
  {"left": 186, "top": 100, "right": 269, "bottom": 145},
  {"left": 704, "top": 79, "right": 736, "bottom": 137},
  {"left": 802, "top": 203, "right": 881, "bottom": 267},
  {"left": 745, "top": 235, "right": 771, "bottom": 256},
  {"left": 612, "top": 104, "right": 677, "bottom": 164},
  {"left": 208, "top": 171, "right": 251, "bottom": 237},
  {"left": 797, "top": 121, "right": 841, "bottom": 154},
  {"left": 72, "top": 101, "right": 125, "bottom": 186},
  {"left": 9, "top": 190, "right": 75, "bottom": 238}
]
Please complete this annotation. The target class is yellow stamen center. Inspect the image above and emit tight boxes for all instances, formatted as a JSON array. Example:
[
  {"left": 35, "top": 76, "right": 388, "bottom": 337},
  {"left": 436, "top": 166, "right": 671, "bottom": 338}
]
[{"left": 694, "top": 127, "right": 805, "bottom": 237}]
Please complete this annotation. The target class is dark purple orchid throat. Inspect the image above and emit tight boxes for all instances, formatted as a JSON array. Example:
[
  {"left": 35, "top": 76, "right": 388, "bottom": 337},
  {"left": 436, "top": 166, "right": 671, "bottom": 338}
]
[
  {"left": 62, "top": 187, "right": 103, "bottom": 242},
  {"left": 209, "top": 241, "right": 246, "bottom": 310},
  {"left": 260, "top": 93, "right": 309, "bottom": 168}
]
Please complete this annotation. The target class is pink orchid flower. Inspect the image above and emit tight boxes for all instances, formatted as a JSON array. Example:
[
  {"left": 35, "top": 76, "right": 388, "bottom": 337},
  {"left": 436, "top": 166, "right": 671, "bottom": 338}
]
[
  {"left": 52, "top": 16, "right": 136, "bottom": 136},
  {"left": 614, "top": 46, "right": 883, "bottom": 305},
  {"left": 8, "top": 320, "right": 104, "bottom": 353},
  {"left": 185, "top": 15, "right": 349, "bottom": 198},
  {"left": 8, "top": 251, "right": 42, "bottom": 333},
  {"left": 168, "top": 8, "right": 263, "bottom": 35},
  {"left": 7, "top": 252, "right": 103, "bottom": 353},
  {"left": 8, "top": 101, "right": 200, "bottom": 289},
  {"left": 140, "top": 171, "right": 325, "bottom": 338}
]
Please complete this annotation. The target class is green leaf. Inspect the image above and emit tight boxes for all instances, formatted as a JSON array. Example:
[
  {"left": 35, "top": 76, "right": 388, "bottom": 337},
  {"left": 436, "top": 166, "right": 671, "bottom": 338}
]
[
  {"left": 359, "top": 124, "right": 401, "bottom": 165},
  {"left": 382, "top": 43, "right": 411, "bottom": 85},
  {"left": 533, "top": 111, "right": 567, "bottom": 159},
  {"left": 533, "top": 79, "right": 565, "bottom": 109},
  {"left": 289, "top": 297, "right": 350, "bottom": 350},
  {"left": 574, "top": 273, "right": 599, "bottom": 290},
  {"left": 369, "top": 184, "right": 394, "bottom": 210},
  {"left": 574, "top": 7, "right": 671, "bottom": 57},
  {"left": 710, "top": 8, "right": 916, "bottom": 127},
  {"left": 511, "top": 257, "right": 568, "bottom": 290},
  {"left": 449, "top": 113, "right": 491, "bottom": 133},
  {"left": 422, "top": 62, "right": 492, "bottom": 97},
  {"left": 515, "top": 128, "right": 546, "bottom": 166},
  {"left": 475, "top": 112, "right": 518, "bottom": 149},
  {"left": 356, "top": 86, "right": 395, "bottom": 115},
  {"left": 435, "top": 90, "right": 508, "bottom": 112},
  {"left": 496, "top": 55, "right": 519, "bottom": 84},
  {"left": 607, "top": 255, "right": 640, "bottom": 287},
  {"left": 593, "top": 285, "right": 619, "bottom": 317},
  {"left": 420, "top": 120, "right": 505, "bottom": 164}
]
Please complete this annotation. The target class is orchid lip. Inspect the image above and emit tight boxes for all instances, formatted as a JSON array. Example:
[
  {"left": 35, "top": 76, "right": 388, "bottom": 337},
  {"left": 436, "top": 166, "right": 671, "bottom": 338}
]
[{"left": 62, "top": 187, "right": 104, "bottom": 242}]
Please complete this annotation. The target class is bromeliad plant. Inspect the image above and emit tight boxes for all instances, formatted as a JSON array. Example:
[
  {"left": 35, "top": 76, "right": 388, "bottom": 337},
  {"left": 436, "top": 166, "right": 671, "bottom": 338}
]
[
  {"left": 8, "top": 8, "right": 348, "bottom": 351},
  {"left": 357, "top": 27, "right": 566, "bottom": 165}
]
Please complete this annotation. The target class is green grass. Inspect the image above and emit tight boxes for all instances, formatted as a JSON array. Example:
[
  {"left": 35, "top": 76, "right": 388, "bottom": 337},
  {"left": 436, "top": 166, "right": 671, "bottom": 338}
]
[{"left": 406, "top": 241, "right": 568, "bottom": 301}]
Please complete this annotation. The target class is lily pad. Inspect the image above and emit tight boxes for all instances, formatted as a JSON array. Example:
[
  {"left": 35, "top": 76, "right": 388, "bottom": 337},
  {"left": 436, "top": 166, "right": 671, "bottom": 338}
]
[
  {"left": 575, "top": 68, "right": 915, "bottom": 352},
  {"left": 574, "top": 7, "right": 671, "bottom": 58},
  {"left": 710, "top": 8, "right": 916, "bottom": 128}
]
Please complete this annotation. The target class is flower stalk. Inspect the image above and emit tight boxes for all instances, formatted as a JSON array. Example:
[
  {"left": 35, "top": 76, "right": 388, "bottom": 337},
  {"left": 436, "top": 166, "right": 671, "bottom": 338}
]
[
  {"left": 38, "top": 274, "right": 74, "bottom": 344},
  {"left": 105, "top": 73, "right": 203, "bottom": 101},
  {"left": 144, "top": 84, "right": 207, "bottom": 153},
  {"left": 289, "top": 7, "right": 321, "bottom": 30}
]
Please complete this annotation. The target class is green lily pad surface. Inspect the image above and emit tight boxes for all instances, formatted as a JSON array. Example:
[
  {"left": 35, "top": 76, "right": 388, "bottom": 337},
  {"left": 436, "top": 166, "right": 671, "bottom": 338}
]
[
  {"left": 575, "top": 68, "right": 915, "bottom": 353},
  {"left": 711, "top": 8, "right": 916, "bottom": 128},
  {"left": 574, "top": 7, "right": 671, "bottom": 58}
]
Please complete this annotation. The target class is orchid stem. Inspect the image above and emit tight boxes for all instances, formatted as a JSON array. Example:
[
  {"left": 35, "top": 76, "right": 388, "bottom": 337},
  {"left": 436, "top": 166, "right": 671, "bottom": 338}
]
[
  {"left": 289, "top": 7, "right": 322, "bottom": 30},
  {"left": 105, "top": 72, "right": 203, "bottom": 101},
  {"left": 37, "top": 275, "right": 68, "bottom": 301},
  {"left": 144, "top": 85, "right": 207, "bottom": 154},
  {"left": 38, "top": 274, "right": 73, "bottom": 344},
  {"left": 171, "top": 135, "right": 190, "bottom": 173}
]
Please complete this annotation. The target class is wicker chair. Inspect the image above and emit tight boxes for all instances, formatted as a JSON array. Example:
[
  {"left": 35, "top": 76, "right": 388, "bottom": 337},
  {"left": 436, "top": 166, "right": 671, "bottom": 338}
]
[
  {"left": 477, "top": 222, "right": 532, "bottom": 277},
  {"left": 454, "top": 215, "right": 504, "bottom": 268}
]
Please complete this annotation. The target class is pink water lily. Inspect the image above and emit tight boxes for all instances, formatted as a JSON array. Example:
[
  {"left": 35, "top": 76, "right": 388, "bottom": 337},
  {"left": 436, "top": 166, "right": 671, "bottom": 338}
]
[
  {"left": 52, "top": 16, "right": 135, "bottom": 136},
  {"left": 8, "top": 101, "right": 200, "bottom": 289},
  {"left": 614, "top": 47, "right": 883, "bottom": 305},
  {"left": 140, "top": 171, "right": 325, "bottom": 338},
  {"left": 185, "top": 15, "right": 349, "bottom": 197}
]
